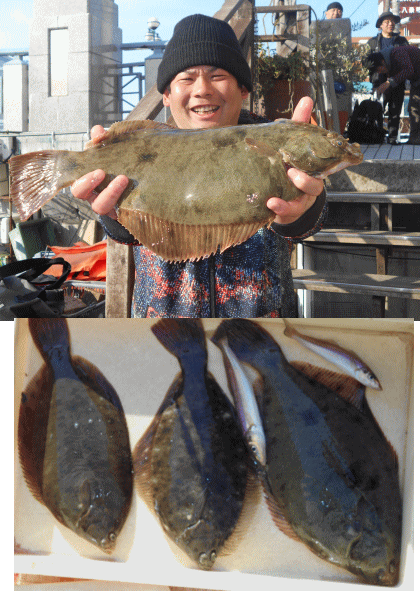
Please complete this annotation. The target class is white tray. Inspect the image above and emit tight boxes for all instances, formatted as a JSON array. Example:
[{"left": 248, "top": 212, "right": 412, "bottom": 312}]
[{"left": 14, "top": 319, "right": 414, "bottom": 591}]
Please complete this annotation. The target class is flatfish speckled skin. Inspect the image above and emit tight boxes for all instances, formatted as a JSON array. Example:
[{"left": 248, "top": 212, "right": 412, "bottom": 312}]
[
  {"left": 18, "top": 319, "right": 133, "bottom": 554},
  {"left": 133, "top": 319, "right": 253, "bottom": 570},
  {"left": 10, "top": 119, "right": 363, "bottom": 262},
  {"left": 212, "top": 320, "right": 402, "bottom": 586}
]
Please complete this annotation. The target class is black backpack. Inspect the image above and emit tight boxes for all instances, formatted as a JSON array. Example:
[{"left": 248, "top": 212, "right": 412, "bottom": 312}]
[{"left": 345, "top": 98, "right": 386, "bottom": 144}]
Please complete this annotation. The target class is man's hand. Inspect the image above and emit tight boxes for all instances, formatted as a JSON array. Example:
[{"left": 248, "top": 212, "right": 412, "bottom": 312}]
[
  {"left": 267, "top": 97, "right": 324, "bottom": 225},
  {"left": 376, "top": 81, "right": 390, "bottom": 96},
  {"left": 70, "top": 125, "right": 129, "bottom": 220}
]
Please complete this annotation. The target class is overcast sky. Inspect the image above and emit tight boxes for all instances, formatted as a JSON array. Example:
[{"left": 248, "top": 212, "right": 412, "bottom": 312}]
[{"left": 0, "top": 0, "right": 383, "bottom": 52}]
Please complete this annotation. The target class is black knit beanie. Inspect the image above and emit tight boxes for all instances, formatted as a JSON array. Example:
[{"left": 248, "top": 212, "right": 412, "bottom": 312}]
[
  {"left": 326, "top": 2, "right": 343, "bottom": 11},
  {"left": 157, "top": 14, "right": 252, "bottom": 94}
]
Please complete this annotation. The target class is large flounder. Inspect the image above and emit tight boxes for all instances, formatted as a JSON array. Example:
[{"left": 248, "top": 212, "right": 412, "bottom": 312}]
[
  {"left": 18, "top": 319, "right": 133, "bottom": 554},
  {"left": 133, "top": 319, "right": 256, "bottom": 570},
  {"left": 9, "top": 119, "right": 362, "bottom": 262},
  {"left": 212, "top": 319, "right": 402, "bottom": 586}
]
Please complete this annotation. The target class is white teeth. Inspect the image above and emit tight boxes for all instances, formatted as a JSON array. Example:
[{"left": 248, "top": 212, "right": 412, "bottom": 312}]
[{"left": 192, "top": 106, "right": 218, "bottom": 114}]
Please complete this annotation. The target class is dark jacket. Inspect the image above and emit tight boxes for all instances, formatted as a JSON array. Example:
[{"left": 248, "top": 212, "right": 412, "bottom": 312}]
[
  {"left": 367, "top": 33, "right": 409, "bottom": 86},
  {"left": 366, "top": 33, "right": 408, "bottom": 53},
  {"left": 100, "top": 110, "right": 328, "bottom": 318}
]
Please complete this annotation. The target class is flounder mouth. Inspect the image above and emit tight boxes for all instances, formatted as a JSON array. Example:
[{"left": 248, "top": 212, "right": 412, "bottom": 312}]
[{"left": 312, "top": 157, "right": 363, "bottom": 179}]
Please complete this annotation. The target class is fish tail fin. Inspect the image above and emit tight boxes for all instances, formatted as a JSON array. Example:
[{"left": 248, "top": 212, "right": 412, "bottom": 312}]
[
  {"left": 28, "top": 318, "right": 70, "bottom": 362},
  {"left": 9, "top": 150, "right": 73, "bottom": 221},
  {"left": 212, "top": 319, "right": 285, "bottom": 365},
  {"left": 151, "top": 319, "right": 207, "bottom": 363},
  {"left": 283, "top": 318, "right": 296, "bottom": 338}
]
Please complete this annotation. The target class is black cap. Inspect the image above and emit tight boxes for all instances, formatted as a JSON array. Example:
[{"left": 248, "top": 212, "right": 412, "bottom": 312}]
[
  {"left": 327, "top": 3, "right": 343, "bottom": 11},
  {"left": 157, "top": 14, "right": 252, "bottom": 94},
  {"left": 376, "top": 11, "right": 401, "bottom": 28}
]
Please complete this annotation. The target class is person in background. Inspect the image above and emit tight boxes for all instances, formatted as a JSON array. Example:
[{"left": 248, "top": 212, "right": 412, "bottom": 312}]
[
  {"left": 325, "top": 2, "right": 343, "bottom": 19},
  {"left": 367, "top": 12, "right": 409, "bottom": 144},
  {"left": 70, "top": 14, "right": 326, "bottom": 318},
  {"left": 368, "top": 45, "right": 420, "bottom": 145}
]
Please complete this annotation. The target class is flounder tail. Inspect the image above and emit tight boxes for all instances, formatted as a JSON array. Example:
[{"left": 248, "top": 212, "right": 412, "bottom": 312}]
[
  {"left": 212, "top": 319, "right": 286, "bottom": 364},
  {"left": 28, "top": 318, "right": 71, "bottom": 362},
  {"left": 151, "top": 319, "right": 207, "bottom": 363},
  {"left": 9, "top": 150, "right": 72, "bottom": 221}
]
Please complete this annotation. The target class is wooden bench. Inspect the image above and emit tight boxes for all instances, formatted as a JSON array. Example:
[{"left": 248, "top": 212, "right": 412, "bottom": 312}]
[
  {"left": 304, "top": 229, "right": 420, "bottom": 247},
  {"left": 293, "top": 193, "right": 420, "bottom": 316},
  {"left": 292, "top": 269, "right": 420, "bottom": 300},
  {"left": 326, "top": 192, "right": 420, "bottom": 231}
]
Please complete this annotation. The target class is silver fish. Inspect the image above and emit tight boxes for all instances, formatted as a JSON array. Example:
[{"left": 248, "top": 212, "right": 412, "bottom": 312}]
[
  {"left": 215, "top": 336, "right": 266, "bottom": 468},
  {"left": 283, "top": 319, "right": 382, "bottom": 390}
]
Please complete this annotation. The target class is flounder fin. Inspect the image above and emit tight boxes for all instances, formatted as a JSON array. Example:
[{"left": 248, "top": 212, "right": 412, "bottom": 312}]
[
  {"left": 133, "top": 373, "right": 184, "bottom": 512},
  {"left": 86, "top": 119, "right": 177, "bottom": 148},
  {"left": 262, "top": 482, "right": 301, "bottom": 542},
  {"left": 28, "top": 319, "right": 71, "bottom": 364},
  {"left": 118, "top": 208, "right": 271, "bottom": 262},
  {"left": 291, "top": 361, "right": 366, "bottom": 412},
  {"left": 72, "top": 355, "right": 125, "bottom": 412},
  {"left": 245, "top": 138, "right": 281, "bottom": 160},
  {"left": 17, "top": 364, "right": 55, "bottom": 505},
  {"left": 9, "top": 151, "right": 72, "bottom": 222}
]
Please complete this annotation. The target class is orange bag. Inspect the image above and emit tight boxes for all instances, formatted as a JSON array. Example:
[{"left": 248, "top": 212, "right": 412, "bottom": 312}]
[{"left": 47, "top": 241, "right": 107, "bottom": 281}]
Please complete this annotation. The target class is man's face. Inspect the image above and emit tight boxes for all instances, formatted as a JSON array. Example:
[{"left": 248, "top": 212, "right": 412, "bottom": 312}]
[
  {"left": 380, "top": 18, "right": 396, "bottom": 36},
  {"left": 162, "top": 66, "right": 249, "bottom": 129},
  {"left": 326, "top": 8, "right": 342, "bottom": 19}
]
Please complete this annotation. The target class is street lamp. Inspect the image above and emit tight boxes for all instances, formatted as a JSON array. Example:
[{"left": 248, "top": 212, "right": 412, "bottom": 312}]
[{"left": 145, "top": 17, "right": 161, "bottom": 41}]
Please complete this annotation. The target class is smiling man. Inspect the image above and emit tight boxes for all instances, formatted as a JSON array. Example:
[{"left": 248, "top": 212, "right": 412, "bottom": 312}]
[{"left": 71, "top": 14, "right": 327, "bottom": 318}]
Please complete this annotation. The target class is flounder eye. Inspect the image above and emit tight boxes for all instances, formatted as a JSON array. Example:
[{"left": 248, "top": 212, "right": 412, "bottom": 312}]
[{"left": 109, "top": 532, "right": 116, "bottom": 541}]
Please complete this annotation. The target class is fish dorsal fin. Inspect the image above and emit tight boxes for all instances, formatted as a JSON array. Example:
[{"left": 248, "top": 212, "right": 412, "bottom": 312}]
[
  {"left": 118, "top": 208, "right": 271, "bottom": 262},
  {"left": 291, "top": 361, "right": 366, "bottom": 412},
  {"left": 85, "top": 119, "right": 178, "bottom": 149},
  {"left": 262, "top": 482, "right": 301, "bottom": 542}
]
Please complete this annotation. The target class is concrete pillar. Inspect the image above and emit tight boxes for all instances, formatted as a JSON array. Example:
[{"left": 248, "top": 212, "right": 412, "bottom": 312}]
[
  {"left": 310, "top": 18, "right": 353, "bottom": 126},
  {"left": 29, "top": 0, "right": 122, "bottom": 132},
  {"left": 3, "top": 58, "right": 29, "bottom": 131}
]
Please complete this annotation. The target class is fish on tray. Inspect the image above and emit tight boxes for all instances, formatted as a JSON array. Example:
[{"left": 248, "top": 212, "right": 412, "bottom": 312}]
[
  {"left": 212, "top": 319, "right": 402, "bottom": 586},
  {"left": 18, "top": 319, "right": 133, "bottom": 554},
  {"left": 133, "top": 319, "right": 257, "bottom": 570},
  {"left": 283, "top": 319, "right": 382, "bottom": 389},
  {"left": 9, "top": 119, "right": 363, "bottom": 262}
]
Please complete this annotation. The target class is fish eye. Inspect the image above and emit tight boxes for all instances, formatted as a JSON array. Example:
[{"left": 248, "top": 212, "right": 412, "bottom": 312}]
[
  {"left": 337, "top": 141, "right": 343, "bottom": 146},
  {"left": 109, "top": 532, "right": 116, "bottom": 541},
  {"left": 210, "top": 550, "right": 217, "bottom": 561}
]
